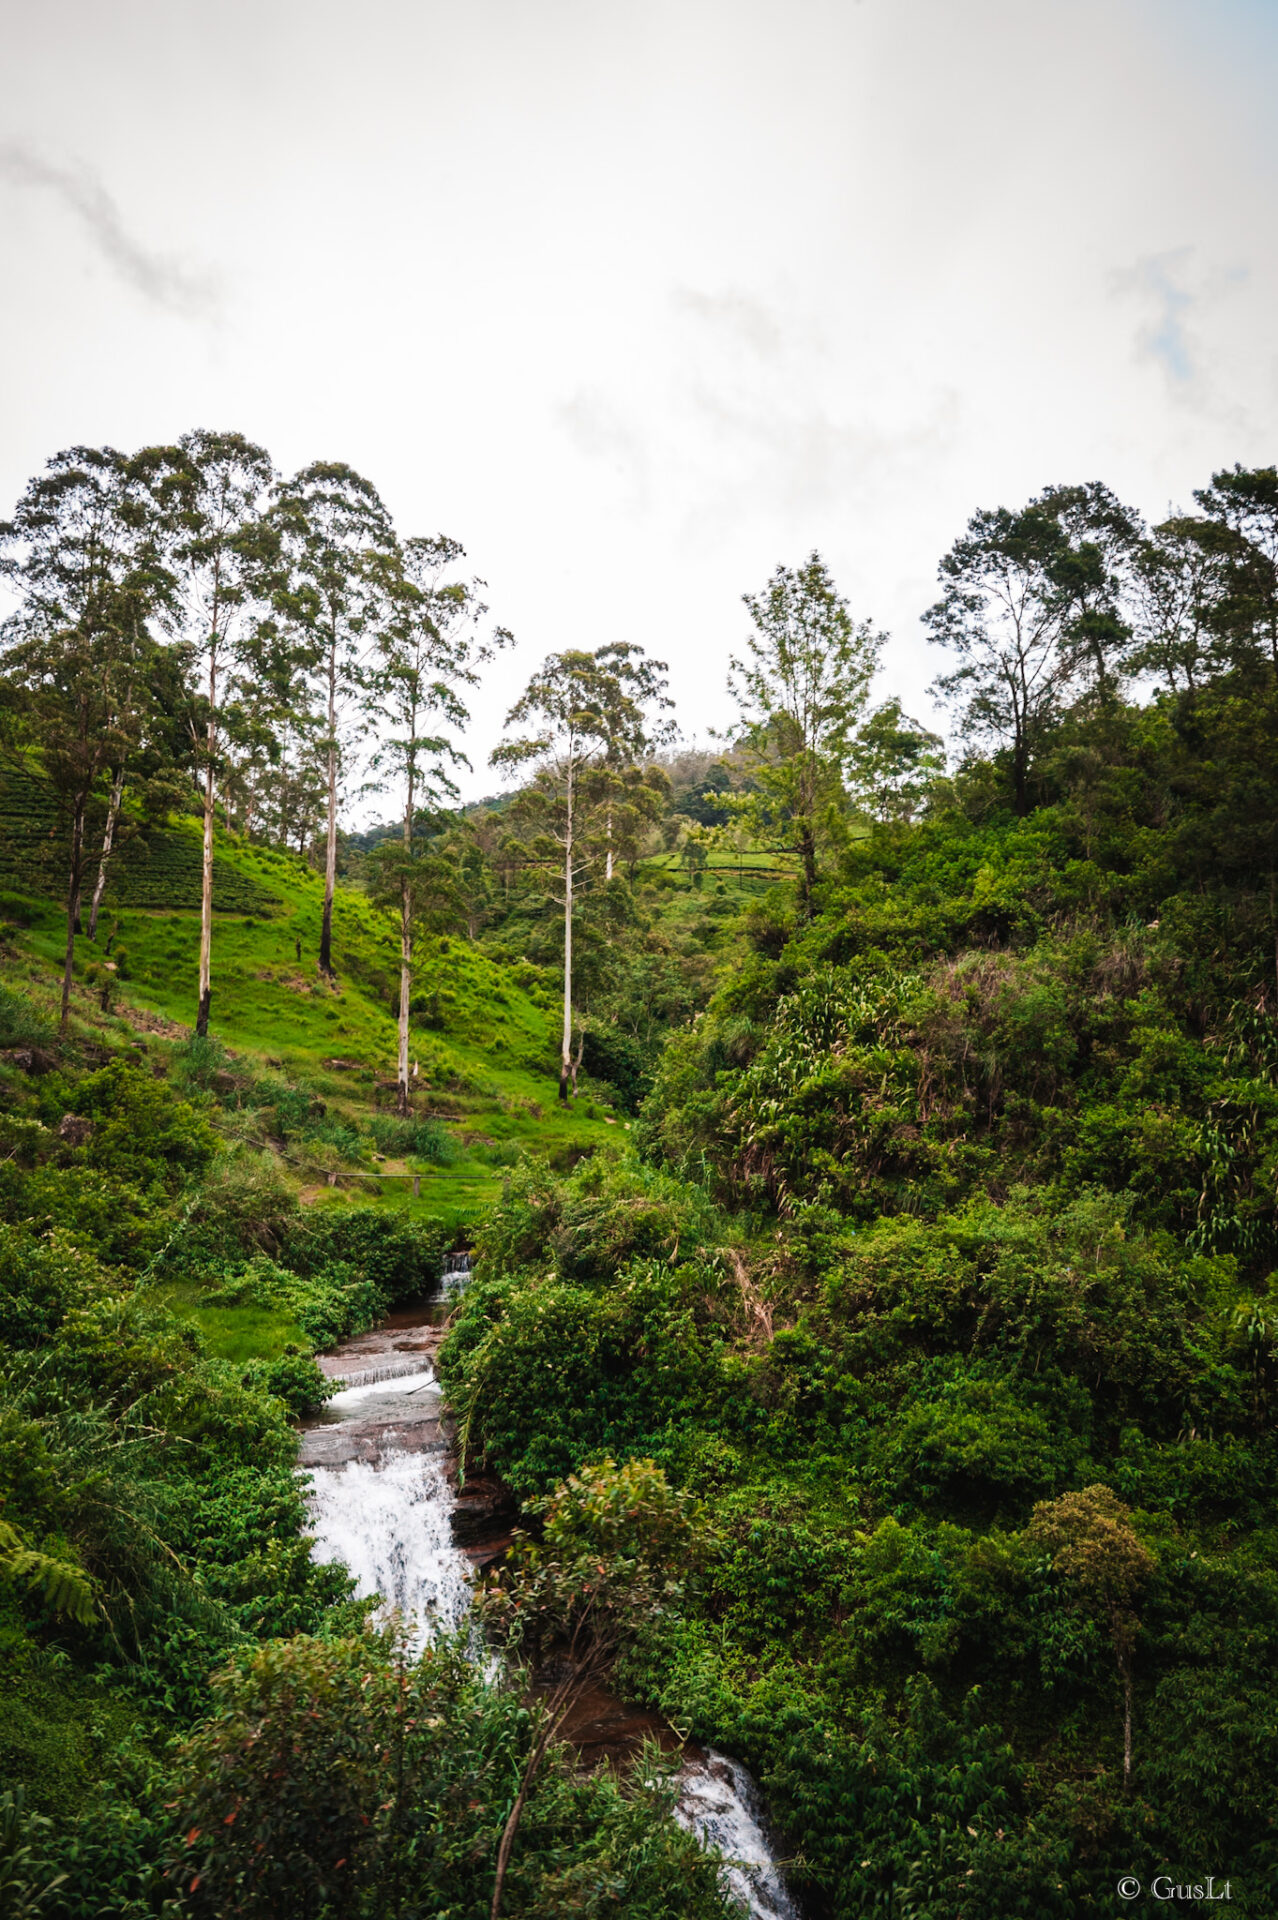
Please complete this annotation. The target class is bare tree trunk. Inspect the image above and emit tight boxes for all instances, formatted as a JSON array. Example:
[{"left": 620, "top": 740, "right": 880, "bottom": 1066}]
[
  {"left": 605, "top": 806, "right": 613, "bottom": 882},
  {"left": 319, "top": 655, "right": 338, "bottom": 979},
  {"left": 87, "top": 763, "right": 125, "bottom": 941},
  {"left": 798, "top": 822, "right": 817, "bottom": 920},
  {"left": 397, "top": 773, "right": 414, "bottom": 1115},
  {"left": 559, "top": 760, "right": 574, "bottom": 1103},
  {"left": 197, "top": 751, "right": 216, "bottom": 1037},
  {"left": 60, "top": 795, "right": 87, "bottom": 1036},
  {"left": 490, "top": 1687, "right": 579, "bottom": 1920}
]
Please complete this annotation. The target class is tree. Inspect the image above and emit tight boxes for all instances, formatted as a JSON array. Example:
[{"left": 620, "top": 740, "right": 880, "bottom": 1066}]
[
  {"left": 1191, "top": 464, "right": 1278, "bottom": 683},
  {"left": 595, "top": 641, "right": 674, "bottom": 879},
  {"left": 272, "top": 462, "right": 396, "bottom": 979},
  {"left": 924, "top": 486, "right": 1142, "bottom": 814},
  {"left": 1026, "top": 1485, "right": 1156, "bottom": 1789},
  {"left": 0, "top": 446, "right": 173, "bottom": 1032},
  {"left": 492, "top": 644, "right": 671, "bottom": 1101},
  {"left": 729, "top": 552, "right": 882, "bottom": 916},
  {"left": 847, "top": 697, "right": 946, "bottom": 822},
  {"left": 84, "top": 637, "right": 192, "bottom": 941},
  {"left": 1036, "top": 480, "right": 1143, "bottom": 697},
  {"left": 138, "top": 429, "right": 277, "bottom": 1036},
  {"left": 1131, "top": 515, "right": 1230, "bottom": 697},
  {"left": 366, "top": 535, "right": 511, "bottom": 1113}
]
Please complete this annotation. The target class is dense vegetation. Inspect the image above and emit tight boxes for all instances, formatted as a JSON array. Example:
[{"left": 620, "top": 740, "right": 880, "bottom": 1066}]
[{"left": 2, "top": 448, "right": 1277, "bottom": 1914}]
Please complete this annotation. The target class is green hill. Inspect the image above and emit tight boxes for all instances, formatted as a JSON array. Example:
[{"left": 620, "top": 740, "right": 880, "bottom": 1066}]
[{"left": 0, "top": 780, "right": 631, "bottom": 1239}]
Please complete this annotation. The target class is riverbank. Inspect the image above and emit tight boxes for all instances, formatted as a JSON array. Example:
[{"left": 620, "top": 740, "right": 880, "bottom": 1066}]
[{"left": 299, "top": 1294, "right": 801, "bottom": 1920}]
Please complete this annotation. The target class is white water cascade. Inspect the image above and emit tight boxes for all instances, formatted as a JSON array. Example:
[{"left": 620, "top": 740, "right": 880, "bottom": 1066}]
[
  {"left": 305, "top": 1404, "right": 471, "bottom": 1645},
  {"left": 676, "top": 1752, "right": 801, "bottom": 1920},
  {"left": 302, "top": 1308, "right": 801, "bottom": 1919}
]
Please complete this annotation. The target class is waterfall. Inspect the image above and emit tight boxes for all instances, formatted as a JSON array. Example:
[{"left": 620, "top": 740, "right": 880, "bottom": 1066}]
[
  {"left": 442, "top": 1249, "right": 473, "bottom": 1295},
  {"left": 306, "top": 1448, "right": 471, "bottom": 1643},
  {"left": 320, "top": 1355, "right": 435, "bottom": 1390},
  {"left": 676, "top": 1752, "right": 801, "bottom": 1920},
  {"left": 303, "top": 1312, "right": 801, "bottom": 1918}
]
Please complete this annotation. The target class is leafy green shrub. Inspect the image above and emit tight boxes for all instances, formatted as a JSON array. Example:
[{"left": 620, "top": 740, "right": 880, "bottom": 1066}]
[
  {"left": 202, "top": 1256, "right": 386, "bottom": 1351},
  {"left": 167, "top": 1632, "right": 731, "bottom": 1920},
  {"left": 281, "top": 1208, "right": 450, "bottom": 1303},
  {"left": 240, "top": 1349, "right": 334, "bottom": 1416}
]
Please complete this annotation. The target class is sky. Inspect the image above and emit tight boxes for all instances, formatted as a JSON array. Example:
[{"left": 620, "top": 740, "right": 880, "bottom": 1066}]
[{"left": 2, "top": 0, "right": 1277, "bottom": 800}]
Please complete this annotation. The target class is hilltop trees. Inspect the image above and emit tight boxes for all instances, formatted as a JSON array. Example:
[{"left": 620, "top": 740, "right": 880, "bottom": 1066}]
[
  {"left": 924, "top": 483, "right": 1142, "bottom": 813},
  {"left": 729, "top": 552, "right": 883, "bottom": 917},
  {"left": 493, "top": 645, "right": 671, "bottom": 1101},
  {"left": 0, "top": 446, "right": 179, "bottom": 1032}
]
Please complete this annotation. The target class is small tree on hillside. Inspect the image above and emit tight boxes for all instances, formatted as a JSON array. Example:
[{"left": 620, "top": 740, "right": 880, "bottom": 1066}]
[
  {"left": 85, "top": 637, "right": 192, "bottom": 939},
  {"left": 139, "top": 429, "right": 277, "bottom": 1035},
  {"left": 272, "top": 462, "right": 397, "bottom": 980},
  {"left": 729, "top": 552, "right": 883, "bottom": 918},
  {"left": 492, "top": 644, "right": 670, "bottom": 1102},
  {"left": 1026, "top": 1484, "right": 1156, "bottom": 1790},
  {"left": 595, "top": 641, "right": 674, "bottom": 879},
  {"left": 1191, "top": 464, "right": 1278, "bottom": 681},
  {"left": 367, "top": 535, "right": 511, "bottom": 1114},
  {"left": 0, "top": 446, "right": 175, "bottom": 1032},
  {"left": 1131, "top": 515, "right": 1231, "bottom": 698}
]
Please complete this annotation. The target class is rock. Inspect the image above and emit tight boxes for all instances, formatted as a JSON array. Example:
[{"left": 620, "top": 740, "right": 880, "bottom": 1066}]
[
  {"left": 0, "top": 1047, "right": 56, "bottom": 1076},
  {"left": 210, "top": 1070, "right": 239, "bottom": 1095},
  {"left": 57, "top": 1112, "right": 94, "bottom": 1146}
]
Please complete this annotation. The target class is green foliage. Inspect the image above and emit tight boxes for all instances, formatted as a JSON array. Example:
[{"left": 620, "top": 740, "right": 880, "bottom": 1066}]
[
  {"left": 239, "top": 1349, "right": 333, "bottom": 1417},
  {"left": 168, "top": 1631, "right": 731, "bottom": 1920}
]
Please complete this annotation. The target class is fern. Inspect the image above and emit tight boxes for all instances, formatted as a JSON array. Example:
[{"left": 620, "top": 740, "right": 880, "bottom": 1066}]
[{"left": 0, "top": 1519, "right": 97, "bottom": 1626}]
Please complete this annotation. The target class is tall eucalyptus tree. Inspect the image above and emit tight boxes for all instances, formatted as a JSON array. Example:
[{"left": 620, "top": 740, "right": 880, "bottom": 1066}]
[
  {"left": 367, "top": 535, "right": 511, "bottom": 1113},
  {"left": 272, "top": 463, "right": 396, "bottom": 979},
  {"left": 138, "top": 429, "right": 277, "bottom": 1035},
  {"left": 493, "top": 644, "right": 670, "bottom": 1102},
  {"left": 730, "top": 552, "right": 882, "bottom": 916}
]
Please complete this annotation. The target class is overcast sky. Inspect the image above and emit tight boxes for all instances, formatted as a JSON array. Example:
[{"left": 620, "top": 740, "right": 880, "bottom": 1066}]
[{"left": 2, "top": 0, "right": 1276, "bottom": 798}]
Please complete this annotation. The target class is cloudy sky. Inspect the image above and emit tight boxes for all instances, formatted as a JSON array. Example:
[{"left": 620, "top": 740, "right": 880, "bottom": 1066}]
[{"left": 2, "top": 0, "right": 1276, "bottom": 794}]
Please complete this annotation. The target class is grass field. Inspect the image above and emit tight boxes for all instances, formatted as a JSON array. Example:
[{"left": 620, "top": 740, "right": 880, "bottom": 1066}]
[{"left": 2, "top": 806, "right": 626, "bottom": 1237}]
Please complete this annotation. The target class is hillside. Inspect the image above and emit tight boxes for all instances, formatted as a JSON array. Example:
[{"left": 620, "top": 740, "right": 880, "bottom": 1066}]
[
  {"left": 0, "top": 765, "right": 625, "bottom": 1233},
  {"left": 3, "top": 646, "right": 1278, "bottom": 1916}
]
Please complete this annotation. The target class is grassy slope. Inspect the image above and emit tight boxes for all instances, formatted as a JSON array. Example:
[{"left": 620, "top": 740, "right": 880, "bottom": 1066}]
[{"left": 4, "top": 810, "right": 624, "bottom": 1234}]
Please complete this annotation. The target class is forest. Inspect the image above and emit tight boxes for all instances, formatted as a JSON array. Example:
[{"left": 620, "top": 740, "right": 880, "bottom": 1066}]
[{"left": 0, "top": 437, "right": 1276, "bottom": 1917}]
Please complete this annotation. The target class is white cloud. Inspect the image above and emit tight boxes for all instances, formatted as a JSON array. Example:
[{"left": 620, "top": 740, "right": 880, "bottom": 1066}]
[{"left": 0, "top": 0, "right": 1275, "bottom": 793}]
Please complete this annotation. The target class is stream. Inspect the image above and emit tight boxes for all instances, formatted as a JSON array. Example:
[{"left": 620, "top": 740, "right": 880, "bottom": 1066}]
[{"left": 298, "top": 1261, "right": 800, "bottom": 1920}]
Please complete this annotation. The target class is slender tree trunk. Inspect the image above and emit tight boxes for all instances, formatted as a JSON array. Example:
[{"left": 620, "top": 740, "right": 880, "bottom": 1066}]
[
  {"left": 60, "top": 794, "right": 87, "bottom": 1035},
  {"left": 559, "top": 759, "right": 574, "bottom": 1104},
  {"left": 397, "top": 770, "right": 414, "bottom": 1116},
  {"left": 490, "top": 1699, "right": 575, "bottom": 1920},
  {"left": 798, "top": 821, "right": 817, "bottom": 920},
  {"left": 319, "top": 652, "right": 338, "bottom": 979},
  {"left": 605, "top": 806, "right": 613, "bottom": 882},
  {"left": 87, "top": 763, "right": 125, "bottom": 941},
  {"left": 197, "top": 754, "right": 216, "bottom": 1036},
  {"left": 196, "top": 642, "right": 219, "bottom": 1039}
]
